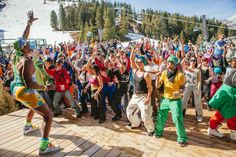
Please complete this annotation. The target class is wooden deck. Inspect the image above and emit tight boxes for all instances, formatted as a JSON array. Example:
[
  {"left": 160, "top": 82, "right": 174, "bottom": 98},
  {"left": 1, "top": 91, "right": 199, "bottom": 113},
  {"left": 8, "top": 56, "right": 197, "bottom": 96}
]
[{"left": 0, "top": 106, "right": 236, "bottom": 157}]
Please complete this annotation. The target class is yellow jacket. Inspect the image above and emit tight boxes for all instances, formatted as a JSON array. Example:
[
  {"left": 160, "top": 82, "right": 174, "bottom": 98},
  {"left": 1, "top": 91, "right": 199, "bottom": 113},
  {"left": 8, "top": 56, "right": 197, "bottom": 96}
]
[{"left": 159, "top": 70, "right": 185, "bottom": 100}]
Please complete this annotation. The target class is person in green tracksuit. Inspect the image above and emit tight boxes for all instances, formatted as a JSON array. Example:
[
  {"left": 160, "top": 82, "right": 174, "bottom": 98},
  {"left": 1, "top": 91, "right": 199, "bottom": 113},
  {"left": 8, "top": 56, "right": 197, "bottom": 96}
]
[
  {"left": 34, "top": 60, "right": 54, "bottom": 109},
  {"left": 154, "top": 55, "right": 187, "bottom": 146}
]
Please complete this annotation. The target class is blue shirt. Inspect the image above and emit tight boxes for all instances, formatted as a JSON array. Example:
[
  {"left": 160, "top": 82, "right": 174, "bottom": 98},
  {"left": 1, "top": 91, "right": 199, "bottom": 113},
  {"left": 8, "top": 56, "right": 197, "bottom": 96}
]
[
  {"left": 214, "top": 40, "right": 226, "bottom": 56},
  {"left": 184, "top": 44, "right": 189, "bottom": 53}
]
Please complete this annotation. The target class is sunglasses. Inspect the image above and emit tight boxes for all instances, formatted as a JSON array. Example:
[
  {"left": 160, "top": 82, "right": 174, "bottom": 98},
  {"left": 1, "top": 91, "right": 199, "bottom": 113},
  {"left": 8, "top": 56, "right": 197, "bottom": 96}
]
[
  {"left": 190, "top": 60, "right": 196, "bottom": 62},
  {"left": 136, "top": 61, "right": 143, "bottom": 64}
]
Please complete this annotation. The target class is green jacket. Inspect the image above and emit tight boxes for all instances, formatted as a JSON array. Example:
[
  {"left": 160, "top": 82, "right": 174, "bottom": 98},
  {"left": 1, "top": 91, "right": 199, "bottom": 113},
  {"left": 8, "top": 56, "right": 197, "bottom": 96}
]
[
  {"left": 209, "top": 84, "right": 236, "bottom": 118},
  {"left": 34, "top": 62, "right": 54, "bottom": 91}
]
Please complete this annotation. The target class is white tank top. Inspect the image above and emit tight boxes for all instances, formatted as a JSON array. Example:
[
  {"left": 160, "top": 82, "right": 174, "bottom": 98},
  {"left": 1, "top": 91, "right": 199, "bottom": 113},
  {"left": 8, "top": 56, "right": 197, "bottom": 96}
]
[{"left": 185, "top": 68, "right": 199, "bottom": 87}]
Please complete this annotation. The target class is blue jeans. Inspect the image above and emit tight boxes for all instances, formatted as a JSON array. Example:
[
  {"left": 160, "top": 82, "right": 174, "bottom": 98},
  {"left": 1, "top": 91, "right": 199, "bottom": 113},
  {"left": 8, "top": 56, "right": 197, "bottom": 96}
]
[
  {"left": 76, "top": 79, "right": 83, "bottom": 101},
  {"left": 102, "top": 84, "right": 116, "bottom": 110}
]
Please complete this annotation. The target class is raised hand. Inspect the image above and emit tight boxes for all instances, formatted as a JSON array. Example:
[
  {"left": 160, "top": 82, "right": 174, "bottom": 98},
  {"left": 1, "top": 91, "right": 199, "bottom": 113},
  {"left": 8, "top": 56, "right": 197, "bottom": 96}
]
[{"left": 27, "top": 10, "right": 38, "bottom": 23}]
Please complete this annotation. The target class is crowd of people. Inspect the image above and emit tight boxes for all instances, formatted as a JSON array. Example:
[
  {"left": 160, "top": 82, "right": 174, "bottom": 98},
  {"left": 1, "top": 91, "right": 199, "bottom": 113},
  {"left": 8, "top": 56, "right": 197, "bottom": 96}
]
[{"left": 0, "top": 11, "right": 236, "bottom": 155}]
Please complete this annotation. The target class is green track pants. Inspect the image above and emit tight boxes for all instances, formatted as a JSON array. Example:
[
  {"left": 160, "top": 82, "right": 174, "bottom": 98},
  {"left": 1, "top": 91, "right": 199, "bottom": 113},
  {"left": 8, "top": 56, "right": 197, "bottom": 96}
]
[{"left": 155, "top": 98, "right": 187, "bottom": 143}]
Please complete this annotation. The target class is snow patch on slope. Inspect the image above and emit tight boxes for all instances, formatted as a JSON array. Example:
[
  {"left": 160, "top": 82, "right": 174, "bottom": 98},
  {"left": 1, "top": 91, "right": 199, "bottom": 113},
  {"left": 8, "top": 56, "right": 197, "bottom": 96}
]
[{"left": 0, "top": 0, "right": 72, "bottom": 44}]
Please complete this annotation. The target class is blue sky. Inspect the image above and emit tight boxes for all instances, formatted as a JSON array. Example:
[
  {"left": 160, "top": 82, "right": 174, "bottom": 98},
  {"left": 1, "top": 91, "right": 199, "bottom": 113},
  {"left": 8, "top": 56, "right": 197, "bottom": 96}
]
[{"left": 109, "top": 0, "right": 236, "bottom": 20}]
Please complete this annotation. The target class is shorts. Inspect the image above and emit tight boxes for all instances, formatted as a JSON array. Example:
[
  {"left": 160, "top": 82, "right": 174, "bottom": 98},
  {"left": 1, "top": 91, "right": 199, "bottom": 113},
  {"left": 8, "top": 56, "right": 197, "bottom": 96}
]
[{"left": 13, "top": 86, "right": 46, "bottom": 109}]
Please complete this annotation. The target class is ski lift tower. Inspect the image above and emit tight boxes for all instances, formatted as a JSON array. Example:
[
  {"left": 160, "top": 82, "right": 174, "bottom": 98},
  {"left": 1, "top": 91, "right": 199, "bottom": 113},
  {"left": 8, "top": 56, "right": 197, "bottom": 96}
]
[{"left": 202, "top": 15, "right": 208, "bottom": 41}]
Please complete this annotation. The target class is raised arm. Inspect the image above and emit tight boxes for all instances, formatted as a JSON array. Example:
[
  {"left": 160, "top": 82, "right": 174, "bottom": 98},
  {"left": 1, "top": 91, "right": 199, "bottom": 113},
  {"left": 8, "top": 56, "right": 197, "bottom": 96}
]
[
  {"left": 181, "top": 56, "right": 188, "bottom": 71},
  {"left": 85, "top": 58, "right": 95, "bottom": 75},
  {"left": 194, "top": 45, "right": 201, "bottom": 65},
  {"left": 74, "top": 59, "right": 82, "bottom": 73},
  {"left": 22, "top": 11, "right": 38, "bottom": 39},
  {"left": 130, "top": 47, "right": 137, "bottom": 70}
]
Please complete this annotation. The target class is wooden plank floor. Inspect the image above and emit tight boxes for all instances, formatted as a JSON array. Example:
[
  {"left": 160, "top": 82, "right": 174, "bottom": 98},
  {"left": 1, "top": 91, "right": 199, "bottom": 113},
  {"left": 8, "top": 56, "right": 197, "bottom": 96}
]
[{"left": 0, "top": 106, "right": 236, "bottom": 157}]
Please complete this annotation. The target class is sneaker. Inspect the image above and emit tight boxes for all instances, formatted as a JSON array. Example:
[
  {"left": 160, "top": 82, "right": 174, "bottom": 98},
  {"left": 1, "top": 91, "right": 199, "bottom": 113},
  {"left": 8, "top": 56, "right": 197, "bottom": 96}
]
[
  {"left": 112, "top": 115, "right": 121, "bottom": 121},
  {"left": 207, "top": 127, "right": 224, "bottom": 138},
  {"left": 129, "top": 124, "right": 142, "bottom": 129},
  {"left": 147, "top": 131, "right": 154, "bottom": 136},
  {"left": 178, "top": 141, "right": 187, "bottom": 147},
  {"left": 197, "top": 117, "right": 203, "bottom": 123},
  {"left": 230, "top": 130, "right": 236, "bottom": 141},
  {"left": 93, "top": 116, "right": 99, "bottom": 120},
  {"left": 153, "top": 134, "right": 162, "bottom": 138},
  {"left": 127, "top": 122, "right": 132, "bottom": 127},
  {"left": 23, "top": 125, "right": 38, "bottom": 135},
  {"left": 76, "top": 114, "right": 82, "bottom": 118},
  {"left": 99, "top": 119, "right": 105, "bottom": 124},
  {"left": 39, "top": 143, "right": 60, "bottom": 155}
]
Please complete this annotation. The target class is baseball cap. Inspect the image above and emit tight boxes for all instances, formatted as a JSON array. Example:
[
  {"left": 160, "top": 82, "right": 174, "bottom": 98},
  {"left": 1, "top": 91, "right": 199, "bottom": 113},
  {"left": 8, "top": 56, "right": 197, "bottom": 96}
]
[
  {"left": 13, "top": 37, "right": 27, "bottom": 51},
  {"left": 167, "top": 55, "right": 178, "bottom": 66}
]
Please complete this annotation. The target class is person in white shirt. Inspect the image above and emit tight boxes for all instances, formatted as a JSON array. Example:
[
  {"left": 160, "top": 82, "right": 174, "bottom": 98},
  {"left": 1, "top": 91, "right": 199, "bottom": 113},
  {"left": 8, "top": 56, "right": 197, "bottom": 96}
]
[
  {"left": 181, "top": 56, "right": 203, "bottom": 122},
  {"left": 144, "top": 53, "right": 159, "bottom": 116}
]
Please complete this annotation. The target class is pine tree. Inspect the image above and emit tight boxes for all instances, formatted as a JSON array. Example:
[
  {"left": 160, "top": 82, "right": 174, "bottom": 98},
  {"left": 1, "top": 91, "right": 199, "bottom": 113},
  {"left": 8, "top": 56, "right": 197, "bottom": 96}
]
[
  {"left": 180, "top": 30, "right": 184, "bottom": 40},
  {"left": 56, "top": 0, "right": 223, "bottom": 41},
  {"left": 59, "top": 4, "right": 66, "bottom": 30},
  {"left": 102, "top": 9, "right": 117, "bottom": 40},
  {"left": 102, "top": 13, "right": 110, "bottom": 40},
  {"left": 80, "top": 25, "right": 85, "bottom": 41},
  {"left": 84, "top": 23, "right": 90, "bottom": 41},
  {"left": 50, "top": 10, "right": 59, "bottom": 30},
  {"left": 95, "top": 6, "right": 103, "bottom": 29},
  {"left": 76, "top": 3, "right": 83, "bottom": 30},
  {"left": 118, "top": 9, "right": 128, "bottom": 39},
  {"left": 66, "top": 6, "right": 76, "bottom": 30}
]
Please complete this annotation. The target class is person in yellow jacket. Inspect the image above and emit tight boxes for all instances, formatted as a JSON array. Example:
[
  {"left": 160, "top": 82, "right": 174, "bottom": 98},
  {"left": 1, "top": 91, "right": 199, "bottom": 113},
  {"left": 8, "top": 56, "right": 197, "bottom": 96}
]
[{"left": 154, "top": 55, "right": 187, "bottom": 146}]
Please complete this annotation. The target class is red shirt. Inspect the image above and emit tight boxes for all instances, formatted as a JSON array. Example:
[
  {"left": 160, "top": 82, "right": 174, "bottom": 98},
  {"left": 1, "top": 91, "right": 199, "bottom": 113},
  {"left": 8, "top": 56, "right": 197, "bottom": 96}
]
[
  {"left": 126, "top": 58, "right": 131, "bottom": 72},
  {"left": 95, "top": 58, "right": 106, "bottom": 71},
  {"left": 47, "top": 68, "right": 71, "bottom": 92}
]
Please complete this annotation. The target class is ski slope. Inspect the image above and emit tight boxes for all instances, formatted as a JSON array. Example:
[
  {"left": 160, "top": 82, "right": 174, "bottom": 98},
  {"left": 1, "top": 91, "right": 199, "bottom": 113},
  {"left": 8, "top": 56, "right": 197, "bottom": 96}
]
[
  {"left": 0, "top": 0, "right": 72, "bottom": 44},
  {"left": 122, "top": 33, "right": 159, "bottom": 48}
]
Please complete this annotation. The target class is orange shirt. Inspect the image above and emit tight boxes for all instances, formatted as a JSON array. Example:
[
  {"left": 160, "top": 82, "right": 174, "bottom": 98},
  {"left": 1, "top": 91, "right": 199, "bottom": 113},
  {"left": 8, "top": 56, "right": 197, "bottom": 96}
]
[
  {"left": 67, "top": 50, "right": 73, "bottom": 57},
  {"left": 154, "top": 57, "right": 161, "bottom": 66}
]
